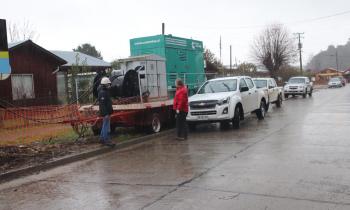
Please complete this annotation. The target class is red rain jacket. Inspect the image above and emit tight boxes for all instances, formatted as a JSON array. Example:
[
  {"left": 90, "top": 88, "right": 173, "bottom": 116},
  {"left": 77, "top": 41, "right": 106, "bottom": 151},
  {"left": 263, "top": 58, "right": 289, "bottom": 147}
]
[{"left": 173, "top": 86, "right": 189, "bottom": 113}]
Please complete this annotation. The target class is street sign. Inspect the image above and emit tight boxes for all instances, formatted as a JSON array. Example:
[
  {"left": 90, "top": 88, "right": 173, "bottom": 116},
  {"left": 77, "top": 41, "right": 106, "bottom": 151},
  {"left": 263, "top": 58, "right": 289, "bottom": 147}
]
[{"left": 0, "top": 19, "right": 11, "bottom": 80}]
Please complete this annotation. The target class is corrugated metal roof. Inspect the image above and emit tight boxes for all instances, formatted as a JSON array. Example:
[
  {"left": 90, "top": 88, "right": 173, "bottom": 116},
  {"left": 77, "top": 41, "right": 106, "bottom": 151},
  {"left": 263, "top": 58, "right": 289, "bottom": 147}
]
[
  {"left": 8, "top": 40, "right": 67, "bottom": 65},
  {"left": 50, "top": 50, "right": 111, "bottom": 67},
  {"left": 118, "top": 54, "right": 165, "bottom": 62}
]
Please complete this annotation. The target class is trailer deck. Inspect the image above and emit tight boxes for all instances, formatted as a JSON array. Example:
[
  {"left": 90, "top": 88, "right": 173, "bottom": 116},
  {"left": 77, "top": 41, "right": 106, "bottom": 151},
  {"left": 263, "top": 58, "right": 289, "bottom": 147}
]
[{"left": 79, "top": 99, "right": 173, "bottom": 112}]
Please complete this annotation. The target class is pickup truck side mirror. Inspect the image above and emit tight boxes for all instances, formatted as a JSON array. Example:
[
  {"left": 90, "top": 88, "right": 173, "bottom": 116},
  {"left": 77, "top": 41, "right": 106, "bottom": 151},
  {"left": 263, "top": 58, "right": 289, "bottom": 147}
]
[
  {"left": 240, "top": 87, "right": 249, "bottom": 92},
  {"left": 284, "top": 82, "right": 288, "bottom": 85},
  {"left": 268, "top": 85, "right": 274, "bottom": 89}
]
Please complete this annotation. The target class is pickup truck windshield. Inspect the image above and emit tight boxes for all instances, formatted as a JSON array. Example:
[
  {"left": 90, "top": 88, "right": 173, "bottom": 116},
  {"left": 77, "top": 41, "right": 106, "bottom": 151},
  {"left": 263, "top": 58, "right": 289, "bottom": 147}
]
[
  {"left": 198, "top": 79, "right": 237, "bottom": 94},
  {"left": 254, "top": 80, "right": 267, "bottom": 89},
  {"left": 289, "top": 78, "right": 306, "bottom": 84}
]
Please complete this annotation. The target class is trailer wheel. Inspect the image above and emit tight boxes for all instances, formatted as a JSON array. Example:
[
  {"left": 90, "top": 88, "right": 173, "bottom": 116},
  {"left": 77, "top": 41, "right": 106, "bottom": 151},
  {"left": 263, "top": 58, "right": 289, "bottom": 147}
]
[
  {"left": 150, "top": 113, "right": 161, "bottom": 133},
  {"left": 110, "top": 124, "right": 117, "bottom": 134},
  {"left": 91, "top": 125, "right": 100, "bottom": 136}
]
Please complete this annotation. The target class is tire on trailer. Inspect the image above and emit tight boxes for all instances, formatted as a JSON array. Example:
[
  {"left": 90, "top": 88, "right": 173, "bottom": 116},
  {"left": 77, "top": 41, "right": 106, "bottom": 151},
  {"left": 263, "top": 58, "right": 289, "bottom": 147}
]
[
  {"left": 148, "top": 113, "right": 161, "bottom": 133},
  {"left": 91, "top": 125, "right": 100, "bottom": 136},
  {"left": 110, "top": 124, "right": 117, "bottom": 134},
  {"left": 276, "top": 94, "right": 282, "bottom": 108}
]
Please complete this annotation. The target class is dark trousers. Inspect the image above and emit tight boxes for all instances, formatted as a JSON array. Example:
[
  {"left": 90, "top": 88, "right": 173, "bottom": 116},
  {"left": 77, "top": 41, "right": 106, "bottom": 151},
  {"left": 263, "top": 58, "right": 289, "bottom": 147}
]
[{"left": 176, "top": 111, "right": 188, "bottom": 139}]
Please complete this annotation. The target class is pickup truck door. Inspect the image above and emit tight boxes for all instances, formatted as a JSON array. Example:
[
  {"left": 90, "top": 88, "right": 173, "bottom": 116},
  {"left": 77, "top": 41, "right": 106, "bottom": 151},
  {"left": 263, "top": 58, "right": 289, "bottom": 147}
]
[
  {"left": 245, "top": 78, "right": 259, "bottom": 111},
  {"left": 239, "top": 79, "right": 250, "bottom": 113}
]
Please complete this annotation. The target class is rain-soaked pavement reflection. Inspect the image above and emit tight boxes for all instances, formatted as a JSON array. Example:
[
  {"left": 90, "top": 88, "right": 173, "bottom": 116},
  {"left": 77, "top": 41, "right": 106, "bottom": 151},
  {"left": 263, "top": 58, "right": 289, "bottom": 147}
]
[{"left": 1, "top": 87, "right": 350, "bottom": 210}]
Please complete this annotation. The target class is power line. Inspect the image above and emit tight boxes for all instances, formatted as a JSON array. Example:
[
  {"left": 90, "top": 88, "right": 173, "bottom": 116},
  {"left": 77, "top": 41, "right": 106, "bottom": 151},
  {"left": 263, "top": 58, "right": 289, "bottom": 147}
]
[
  {"left": 289, "top": 9, "right": 350, "bottom": 25},
  {"left": 174, "top": 9, "right": 350, "bottom": 30}
]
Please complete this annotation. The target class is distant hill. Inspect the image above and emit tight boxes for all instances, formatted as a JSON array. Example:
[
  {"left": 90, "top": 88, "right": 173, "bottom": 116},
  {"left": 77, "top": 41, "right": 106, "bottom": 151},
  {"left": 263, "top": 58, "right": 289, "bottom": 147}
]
[{"left": 306, "top": 39, "right": 350, "bottom": 72}]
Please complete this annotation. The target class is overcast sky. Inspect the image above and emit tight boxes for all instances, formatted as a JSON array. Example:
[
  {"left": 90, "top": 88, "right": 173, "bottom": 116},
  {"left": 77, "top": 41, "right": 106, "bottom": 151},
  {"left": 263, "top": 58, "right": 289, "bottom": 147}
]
[{"left": 2, "top": 0, "right": 350, "bottom": 66}]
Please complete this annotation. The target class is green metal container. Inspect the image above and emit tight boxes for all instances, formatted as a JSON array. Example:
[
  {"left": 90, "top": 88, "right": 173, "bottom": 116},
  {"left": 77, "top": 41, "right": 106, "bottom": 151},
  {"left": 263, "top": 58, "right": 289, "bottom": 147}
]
[{"left": 130, "top": 35, "right": 205, "bottom": 97}]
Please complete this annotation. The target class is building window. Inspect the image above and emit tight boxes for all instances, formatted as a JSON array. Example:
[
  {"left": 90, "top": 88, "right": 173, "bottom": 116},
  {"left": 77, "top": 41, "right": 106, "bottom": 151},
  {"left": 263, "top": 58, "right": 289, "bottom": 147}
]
[{"left": 11, "top": 74, "right": 35, "bottom": 100}]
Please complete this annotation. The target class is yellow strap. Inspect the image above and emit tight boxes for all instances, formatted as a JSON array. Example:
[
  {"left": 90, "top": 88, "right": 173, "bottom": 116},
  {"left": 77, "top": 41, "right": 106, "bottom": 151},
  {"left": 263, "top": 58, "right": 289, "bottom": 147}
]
[{"left": 0, "top": 51, "right": 9, "bottom": 58}]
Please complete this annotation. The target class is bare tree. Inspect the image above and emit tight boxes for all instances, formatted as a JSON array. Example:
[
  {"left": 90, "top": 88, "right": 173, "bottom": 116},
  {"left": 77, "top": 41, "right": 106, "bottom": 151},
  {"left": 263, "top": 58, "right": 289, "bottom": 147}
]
[
  {"left": 204, "top": 48, "right": 222, "bottom": 73},
  {"left": 7, "top": 20, "right": 39, "bottom": 42},
  {"left": 252, "top": 24, "right": 296, "bottom": 77}
]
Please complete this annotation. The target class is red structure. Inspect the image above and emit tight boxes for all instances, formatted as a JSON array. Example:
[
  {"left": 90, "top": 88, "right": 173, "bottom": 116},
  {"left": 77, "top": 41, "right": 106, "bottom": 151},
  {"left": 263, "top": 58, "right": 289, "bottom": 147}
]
[{"left": 0, "top": 40, "right": 66, "bottom": 107}]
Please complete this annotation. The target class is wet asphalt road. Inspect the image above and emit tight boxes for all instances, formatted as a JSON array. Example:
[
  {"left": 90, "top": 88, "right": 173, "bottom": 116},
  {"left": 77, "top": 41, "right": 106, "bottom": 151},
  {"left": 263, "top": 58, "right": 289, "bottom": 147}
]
[{"left": 1, "top": 86, "right": 350, "bottom": 210}]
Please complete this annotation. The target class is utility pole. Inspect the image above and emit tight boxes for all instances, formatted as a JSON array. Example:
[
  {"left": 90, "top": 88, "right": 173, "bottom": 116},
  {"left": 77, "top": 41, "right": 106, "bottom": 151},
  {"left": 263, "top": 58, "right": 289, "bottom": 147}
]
[
  {"left": 162, "top": 23, "right": 165, "bottom": 35},
  {"left": 230, "top": 45, "right": 232, "bottom": 71},
  {"left": 295, "top": 32, "right": 304, "bottom": 73}
]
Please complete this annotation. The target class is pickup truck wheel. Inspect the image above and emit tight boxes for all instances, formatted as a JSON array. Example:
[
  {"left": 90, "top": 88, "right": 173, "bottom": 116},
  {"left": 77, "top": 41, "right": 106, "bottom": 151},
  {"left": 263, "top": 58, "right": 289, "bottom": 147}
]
[
  {"left": 276, "top": 94, "right": 282, "bottom": 108},
  {"left": 284, "top": 94, "right": 289, "bottom": 99},
  {"left": 302, "top": 92, "right": 307, "bottom": 98},
  {"left": 256, "top": 100, "right": 266, "bottom": 120},
  {"left": 232, "top": 106, "right": 240, "bottom": 129},
  {"left": 308, "top": 89, "right": 313, "bottom": 97},
  {"left": 149, "top": 113, "right": 161, "bottom": 133}
]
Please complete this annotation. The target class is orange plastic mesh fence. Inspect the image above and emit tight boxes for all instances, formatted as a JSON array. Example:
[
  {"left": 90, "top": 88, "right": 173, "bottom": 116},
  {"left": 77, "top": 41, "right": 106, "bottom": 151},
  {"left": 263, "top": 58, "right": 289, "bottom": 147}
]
[{"left": 0, "top": 105, "right": 96, "bottom": 146}]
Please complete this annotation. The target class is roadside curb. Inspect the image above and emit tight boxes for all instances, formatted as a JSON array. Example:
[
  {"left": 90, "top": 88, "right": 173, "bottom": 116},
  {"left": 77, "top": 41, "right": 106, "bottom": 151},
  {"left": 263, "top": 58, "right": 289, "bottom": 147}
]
[{"left": 0, "top": 129, "right": 175, "bottom": 183}]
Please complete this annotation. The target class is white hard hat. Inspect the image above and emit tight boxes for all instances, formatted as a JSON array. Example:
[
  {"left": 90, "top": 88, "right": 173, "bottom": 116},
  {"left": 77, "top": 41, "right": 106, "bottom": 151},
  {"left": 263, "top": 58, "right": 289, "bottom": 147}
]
[{"left": 101, "top": 77, "right": 111, "bottom": 85}]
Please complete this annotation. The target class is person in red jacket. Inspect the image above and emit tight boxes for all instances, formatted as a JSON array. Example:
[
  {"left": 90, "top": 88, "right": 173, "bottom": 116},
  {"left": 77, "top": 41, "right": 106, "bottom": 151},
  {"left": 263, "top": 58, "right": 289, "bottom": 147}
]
[{"left": 173, "top": 78, "right": 189, "bottom": 140}]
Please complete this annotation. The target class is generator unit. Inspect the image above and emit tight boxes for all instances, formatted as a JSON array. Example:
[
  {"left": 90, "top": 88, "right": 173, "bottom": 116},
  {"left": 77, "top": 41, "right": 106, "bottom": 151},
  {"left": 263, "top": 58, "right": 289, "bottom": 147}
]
[
  {"left": 110, "top": 54, "right": 167, "bottom": 100},
  {"left": 130, "top": 34, "right": 206, "bottom": 96}
]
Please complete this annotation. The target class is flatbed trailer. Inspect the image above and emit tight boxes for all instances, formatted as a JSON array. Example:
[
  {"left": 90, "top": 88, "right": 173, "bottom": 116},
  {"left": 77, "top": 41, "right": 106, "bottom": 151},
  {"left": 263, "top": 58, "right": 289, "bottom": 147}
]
[{"left": 79, "top": 99, "right": 174, "bottom": 135}]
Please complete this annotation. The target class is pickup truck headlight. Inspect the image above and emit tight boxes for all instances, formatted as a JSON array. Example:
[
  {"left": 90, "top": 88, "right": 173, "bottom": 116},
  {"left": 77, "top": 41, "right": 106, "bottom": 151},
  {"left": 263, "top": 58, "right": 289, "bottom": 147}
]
[{"left": 217, "top": 97, "right": 230, "bottom": 105}]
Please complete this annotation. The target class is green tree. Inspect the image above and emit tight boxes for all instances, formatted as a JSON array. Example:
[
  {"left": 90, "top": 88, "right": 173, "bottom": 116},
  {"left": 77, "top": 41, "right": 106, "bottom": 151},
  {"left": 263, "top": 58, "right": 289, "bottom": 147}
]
[
  {"left": 110, "top": 59, "right": 121, "bottom": 69},
  {"left": 73, "top": 43, "right": 103, "bottom": 59}
]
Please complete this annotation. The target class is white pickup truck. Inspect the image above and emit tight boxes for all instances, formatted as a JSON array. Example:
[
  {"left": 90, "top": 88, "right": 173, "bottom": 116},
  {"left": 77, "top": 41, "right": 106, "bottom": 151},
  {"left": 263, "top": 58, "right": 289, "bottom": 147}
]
[
  {"left": 253, "top": 78, "right": 283, "bottom": 111},
  {"left": 284, "top": 76, "right": 313, "bottom": 98},
  {"left": 186, "top": 76, "right": 268, "bottom": 129}
]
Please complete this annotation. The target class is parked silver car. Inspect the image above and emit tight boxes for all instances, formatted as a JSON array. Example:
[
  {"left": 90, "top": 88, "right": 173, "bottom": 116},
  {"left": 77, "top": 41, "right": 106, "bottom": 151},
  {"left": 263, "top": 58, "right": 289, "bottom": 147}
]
[{"left": 328, "top": 77, "right": 343, "bottom": 88}]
